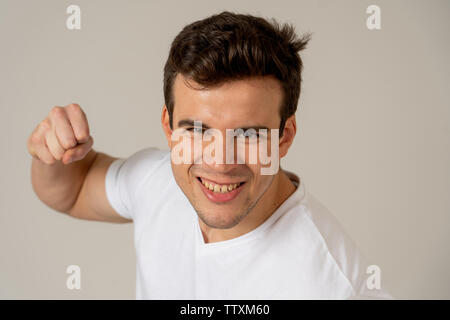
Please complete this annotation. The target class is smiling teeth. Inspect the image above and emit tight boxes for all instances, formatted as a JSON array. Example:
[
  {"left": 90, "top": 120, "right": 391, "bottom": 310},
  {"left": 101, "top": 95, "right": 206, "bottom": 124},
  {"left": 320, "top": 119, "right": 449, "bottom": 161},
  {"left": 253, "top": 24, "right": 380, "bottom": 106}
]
[{"left": 201, "top": 179, "right": 240, "bottom": 193}]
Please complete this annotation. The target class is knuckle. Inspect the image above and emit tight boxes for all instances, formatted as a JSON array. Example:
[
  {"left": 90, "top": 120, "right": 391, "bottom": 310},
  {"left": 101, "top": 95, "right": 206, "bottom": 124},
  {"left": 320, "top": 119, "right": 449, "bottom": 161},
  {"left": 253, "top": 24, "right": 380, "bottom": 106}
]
[
  {"left": 50, "top": 106, "right": 65, "bottom": 118},
  {"left": 39, "top": 118, "right": 51, "bottom": 131},
  {"left": 53, "top": 152, "right": 63, "bottom": 161},
  {"left": 62, "top": 138, "right": 77, "bottom": 149},
  {"left": 68, "top": 103, "right": 82, "bottom": 113},
  {"left": 30, "top": 133, "right": 41, "bottom": 145},
  {"left": 77, "top": 132, "right": 89, "bottom": 142},
  {"left": 63, "top": 150, "right": 73, "bottom": 159}
]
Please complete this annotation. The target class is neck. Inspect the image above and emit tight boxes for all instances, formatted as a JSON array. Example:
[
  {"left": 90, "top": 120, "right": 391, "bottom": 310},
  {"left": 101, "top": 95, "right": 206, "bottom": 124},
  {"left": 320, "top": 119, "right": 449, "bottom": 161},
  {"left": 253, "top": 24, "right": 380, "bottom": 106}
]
[{"left": 199, "top": 168, "right": 297, "bottom": 243}]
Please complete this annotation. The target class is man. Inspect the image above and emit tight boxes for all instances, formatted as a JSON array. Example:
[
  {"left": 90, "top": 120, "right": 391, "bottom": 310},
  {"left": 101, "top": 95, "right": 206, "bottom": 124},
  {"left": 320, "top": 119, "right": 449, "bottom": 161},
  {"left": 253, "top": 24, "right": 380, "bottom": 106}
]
[{"left": 27, "top": 11, "right": 392, "bottom": 299}]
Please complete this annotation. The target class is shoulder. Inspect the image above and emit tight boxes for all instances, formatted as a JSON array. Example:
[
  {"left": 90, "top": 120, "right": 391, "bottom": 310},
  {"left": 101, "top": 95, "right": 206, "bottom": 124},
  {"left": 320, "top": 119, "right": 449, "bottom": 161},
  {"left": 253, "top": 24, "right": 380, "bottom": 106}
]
[
  {"left": 114, "top": 147, "right": 170, "bottom": 179},
  {"left": 122, "top": 147, "right": 169, "bottom": 168},
  {"left": 107, "top": 147, "right": 171, "bottom": 199},
  {"left": 282, "top": 187, "right": 393, "bottom": 299}
]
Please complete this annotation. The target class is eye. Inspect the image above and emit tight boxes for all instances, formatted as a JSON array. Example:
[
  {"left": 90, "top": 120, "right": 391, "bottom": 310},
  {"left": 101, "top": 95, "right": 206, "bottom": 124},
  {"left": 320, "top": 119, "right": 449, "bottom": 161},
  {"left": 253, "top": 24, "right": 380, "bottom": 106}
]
[
  {"left": 193, "top": 127, "right": 203, "bottom": 134},
  {"left": 186, "top": 127, "right": 204, "bottom": 134},
  {"left": 235, "top": 129, "right": 259, "bottom": 139},
  {"left": 244, "top": 131, "right": 259, "bottom": 138}
]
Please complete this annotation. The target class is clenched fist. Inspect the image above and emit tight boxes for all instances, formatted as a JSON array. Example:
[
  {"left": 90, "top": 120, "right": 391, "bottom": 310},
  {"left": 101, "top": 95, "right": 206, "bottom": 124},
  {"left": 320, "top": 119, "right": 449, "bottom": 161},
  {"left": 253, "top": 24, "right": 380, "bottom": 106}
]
[{"left": 27, "top": 104, "right": 93, "bottom": 165}]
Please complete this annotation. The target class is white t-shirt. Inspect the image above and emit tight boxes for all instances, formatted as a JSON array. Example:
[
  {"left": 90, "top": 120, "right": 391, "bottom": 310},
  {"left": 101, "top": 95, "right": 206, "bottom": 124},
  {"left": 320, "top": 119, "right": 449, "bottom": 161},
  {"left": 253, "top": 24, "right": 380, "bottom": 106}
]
[{"left": 105, "top": 147, "right": 392, "bottom": 299}]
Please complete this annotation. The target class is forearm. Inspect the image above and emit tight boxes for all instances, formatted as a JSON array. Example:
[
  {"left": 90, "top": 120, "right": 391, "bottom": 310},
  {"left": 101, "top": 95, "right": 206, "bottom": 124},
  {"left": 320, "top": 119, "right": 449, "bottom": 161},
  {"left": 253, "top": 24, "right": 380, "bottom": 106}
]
[{"left": 30, "top": 149, "right": 99, "bottom": 213}]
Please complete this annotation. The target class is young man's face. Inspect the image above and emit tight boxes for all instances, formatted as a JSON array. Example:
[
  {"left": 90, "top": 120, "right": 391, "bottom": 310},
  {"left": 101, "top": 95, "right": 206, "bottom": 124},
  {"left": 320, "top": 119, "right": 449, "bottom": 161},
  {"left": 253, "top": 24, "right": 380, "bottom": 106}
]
[{"left": 162, "top": 73, "right": 292, "bottom": 229}]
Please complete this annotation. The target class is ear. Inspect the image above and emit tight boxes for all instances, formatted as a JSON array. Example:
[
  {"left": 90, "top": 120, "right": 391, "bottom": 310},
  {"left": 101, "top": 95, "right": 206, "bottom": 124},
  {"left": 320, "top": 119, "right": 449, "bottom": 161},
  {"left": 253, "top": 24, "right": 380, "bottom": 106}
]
[
  {"left": 161, "top": 105, "right": 173, "bottom": 148},
  {"left": 279, "top": 114, "right": 297, "bottom": 158}
]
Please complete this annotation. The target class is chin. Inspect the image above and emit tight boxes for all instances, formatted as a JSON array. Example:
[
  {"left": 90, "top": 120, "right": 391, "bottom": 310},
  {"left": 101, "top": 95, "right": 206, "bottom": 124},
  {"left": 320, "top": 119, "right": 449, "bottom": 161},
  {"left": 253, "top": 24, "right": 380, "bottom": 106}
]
[
  {"left": 198, "top": 212, "right": 242, "bottom": 229},
  {"left": 192, "top": 200, "right": 244, "bottom": 228}
]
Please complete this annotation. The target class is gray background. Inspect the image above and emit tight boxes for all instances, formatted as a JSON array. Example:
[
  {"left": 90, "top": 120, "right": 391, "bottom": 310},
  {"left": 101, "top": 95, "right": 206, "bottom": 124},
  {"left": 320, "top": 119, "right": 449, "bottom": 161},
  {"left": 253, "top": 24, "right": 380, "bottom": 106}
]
[{"left": 1, "top": 0, "right": 449, "bottom": 299}]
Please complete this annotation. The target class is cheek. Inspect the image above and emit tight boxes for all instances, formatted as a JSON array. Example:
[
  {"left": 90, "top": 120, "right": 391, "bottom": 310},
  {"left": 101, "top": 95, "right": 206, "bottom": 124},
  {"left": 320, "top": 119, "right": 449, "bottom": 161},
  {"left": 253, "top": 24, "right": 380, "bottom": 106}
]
[
  {"left": 171, "top": 163, "right": 192, "bottom": 186},
  {"left": 246, "top": 164, "right": 264, "bottom": 188},
  {"left": 246, "top": 163, "right": 272, "bottom": 190},
  {"left": 238, "top": 139, "right": 278, "bottom": 165}
]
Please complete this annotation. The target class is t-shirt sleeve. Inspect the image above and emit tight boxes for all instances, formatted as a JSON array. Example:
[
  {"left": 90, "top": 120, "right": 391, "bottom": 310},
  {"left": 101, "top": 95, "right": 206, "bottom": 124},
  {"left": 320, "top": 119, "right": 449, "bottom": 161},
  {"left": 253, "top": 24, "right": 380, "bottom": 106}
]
[
  {"left": 105, "top": 147, "right": 167, "bottom": 220},
  {"left": 302, "top": 193, "right": 395, "bottom": 300}
]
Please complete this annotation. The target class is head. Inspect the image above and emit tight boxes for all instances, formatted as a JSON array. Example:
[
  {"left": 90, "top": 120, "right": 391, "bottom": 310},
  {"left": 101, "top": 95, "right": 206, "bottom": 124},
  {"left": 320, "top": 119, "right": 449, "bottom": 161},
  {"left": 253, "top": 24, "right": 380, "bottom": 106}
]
[{"left": 161, "top": 11, "right": 310, "bottom": 229}]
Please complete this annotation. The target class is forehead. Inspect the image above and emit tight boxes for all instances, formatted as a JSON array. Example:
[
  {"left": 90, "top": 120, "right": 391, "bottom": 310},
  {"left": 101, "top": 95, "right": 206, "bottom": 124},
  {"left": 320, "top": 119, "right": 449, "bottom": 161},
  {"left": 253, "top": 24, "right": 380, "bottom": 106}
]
[{"left": 172, "top": 73, "right": 283, "bottom": 128}]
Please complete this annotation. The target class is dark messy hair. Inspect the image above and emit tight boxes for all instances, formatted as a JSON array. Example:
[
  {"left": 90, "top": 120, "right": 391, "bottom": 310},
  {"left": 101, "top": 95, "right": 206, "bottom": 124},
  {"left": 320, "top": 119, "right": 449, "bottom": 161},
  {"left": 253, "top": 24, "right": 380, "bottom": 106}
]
[{"left": 163, "top": 11, "right": 311, "bottom": 135}]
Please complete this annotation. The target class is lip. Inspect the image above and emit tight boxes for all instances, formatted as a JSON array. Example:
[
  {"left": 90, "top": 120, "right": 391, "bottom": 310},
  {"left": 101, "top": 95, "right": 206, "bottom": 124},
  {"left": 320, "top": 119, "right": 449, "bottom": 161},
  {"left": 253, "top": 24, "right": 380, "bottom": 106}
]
[
  {"left": 196, "top": 176, "right": 245, "bottom": 203},
  {"left": 198, "top": 176, "right": 245, "bottom": 186}
]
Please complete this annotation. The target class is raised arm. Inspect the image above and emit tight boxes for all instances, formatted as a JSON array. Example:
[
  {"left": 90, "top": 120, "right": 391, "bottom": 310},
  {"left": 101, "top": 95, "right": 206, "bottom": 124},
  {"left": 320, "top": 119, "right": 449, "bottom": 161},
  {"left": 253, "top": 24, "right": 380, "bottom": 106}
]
[{"left": 27, "top": 103, "right": 130, "bottom": 223}]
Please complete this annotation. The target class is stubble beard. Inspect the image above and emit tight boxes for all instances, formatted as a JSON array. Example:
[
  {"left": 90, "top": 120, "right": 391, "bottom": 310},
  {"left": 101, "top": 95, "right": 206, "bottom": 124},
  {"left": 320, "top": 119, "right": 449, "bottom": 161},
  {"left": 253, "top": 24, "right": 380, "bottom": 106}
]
[{"left": 193, "top": 175, "right": 275, "bottom": 230}]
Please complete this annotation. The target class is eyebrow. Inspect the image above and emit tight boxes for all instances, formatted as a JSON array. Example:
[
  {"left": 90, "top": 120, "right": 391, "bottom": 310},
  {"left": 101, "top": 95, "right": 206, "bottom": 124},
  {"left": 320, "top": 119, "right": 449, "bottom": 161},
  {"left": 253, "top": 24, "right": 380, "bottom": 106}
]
[
  {"left": 177, "top": 119, "right": 211, "bottom": 129},
  {"left": 177, "top": 119, "right": 270, "bottom": 131}
]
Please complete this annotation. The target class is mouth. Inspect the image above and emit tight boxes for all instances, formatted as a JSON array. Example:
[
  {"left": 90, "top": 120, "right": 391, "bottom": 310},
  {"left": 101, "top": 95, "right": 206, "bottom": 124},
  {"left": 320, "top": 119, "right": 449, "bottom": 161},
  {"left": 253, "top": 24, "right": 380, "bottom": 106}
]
[{"left": 196, "top": 176, "right": 246, "bottom": 203}]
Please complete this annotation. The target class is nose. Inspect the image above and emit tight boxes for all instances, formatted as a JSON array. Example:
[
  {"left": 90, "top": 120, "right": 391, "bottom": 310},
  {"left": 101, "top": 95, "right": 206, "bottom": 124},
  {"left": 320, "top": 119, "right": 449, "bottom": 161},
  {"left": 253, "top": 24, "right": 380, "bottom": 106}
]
[{"left": 201, "top": 128, "right": 242, "bottom": 173}]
